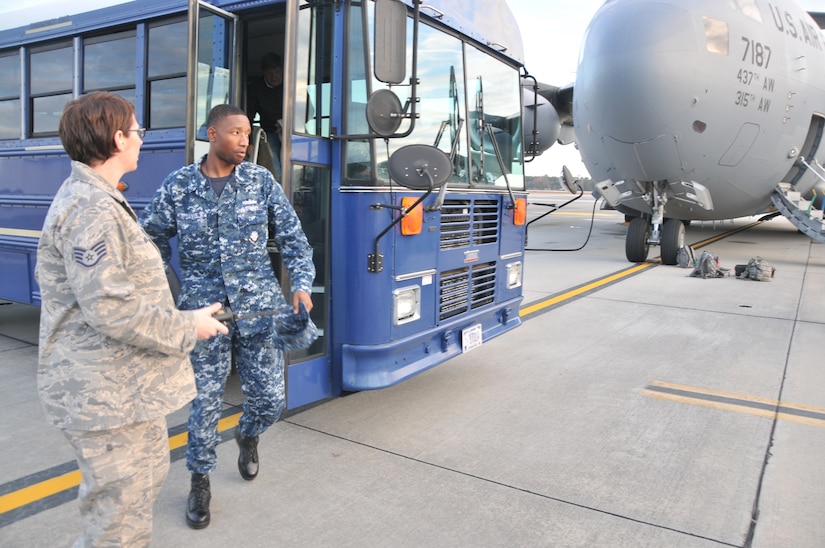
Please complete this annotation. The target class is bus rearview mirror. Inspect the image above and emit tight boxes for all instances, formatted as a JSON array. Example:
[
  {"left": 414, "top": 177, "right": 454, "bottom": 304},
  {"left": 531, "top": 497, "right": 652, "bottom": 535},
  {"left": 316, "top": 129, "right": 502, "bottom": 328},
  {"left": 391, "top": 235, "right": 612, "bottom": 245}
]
[
  {"left": 562, "top": 165, "right": 581, "bottom": 194},
  {"left": 388, "top": 144, "right": 451, "bottom": 191},
  {"left": 374, "top": 0, "right": 407, "bottom": 84}
]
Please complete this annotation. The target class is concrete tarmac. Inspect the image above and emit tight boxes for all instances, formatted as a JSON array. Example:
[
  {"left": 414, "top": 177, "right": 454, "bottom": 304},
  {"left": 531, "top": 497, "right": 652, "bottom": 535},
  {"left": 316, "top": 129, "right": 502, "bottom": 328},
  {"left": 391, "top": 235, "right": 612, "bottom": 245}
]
[{"left": 1, "top": 195, "right": 824, "bottom": 547}]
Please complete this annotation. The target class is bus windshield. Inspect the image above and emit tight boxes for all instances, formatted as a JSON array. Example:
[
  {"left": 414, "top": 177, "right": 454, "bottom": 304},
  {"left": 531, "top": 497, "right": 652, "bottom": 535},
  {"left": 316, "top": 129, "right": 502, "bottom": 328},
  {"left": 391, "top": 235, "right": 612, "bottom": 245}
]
[{"left": 344, "top": 1, "right": 524, "bottom": 189}]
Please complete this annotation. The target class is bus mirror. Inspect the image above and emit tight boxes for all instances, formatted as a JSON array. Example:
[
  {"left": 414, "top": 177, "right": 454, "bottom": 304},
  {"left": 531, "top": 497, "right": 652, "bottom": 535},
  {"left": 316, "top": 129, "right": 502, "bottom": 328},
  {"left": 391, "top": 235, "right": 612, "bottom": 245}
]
[
  {"left": 388, "top": 144, "right": 451, "bottom": 191},
  {"left": 374, "top": 0, "right": 407, "bottom": 84},
  {"left": 366, "top": 89, "right": 404, "bottom": 137},
  {"left": 561, "top": 165, "right": 582, "bottom": 194}
]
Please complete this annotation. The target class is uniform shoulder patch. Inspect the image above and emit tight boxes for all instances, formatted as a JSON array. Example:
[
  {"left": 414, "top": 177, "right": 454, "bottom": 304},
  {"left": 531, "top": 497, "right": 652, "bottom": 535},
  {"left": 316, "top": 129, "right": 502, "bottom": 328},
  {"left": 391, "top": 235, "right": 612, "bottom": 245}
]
[{"left": 73, "top": 240, "right": 108, "bottom": 268}]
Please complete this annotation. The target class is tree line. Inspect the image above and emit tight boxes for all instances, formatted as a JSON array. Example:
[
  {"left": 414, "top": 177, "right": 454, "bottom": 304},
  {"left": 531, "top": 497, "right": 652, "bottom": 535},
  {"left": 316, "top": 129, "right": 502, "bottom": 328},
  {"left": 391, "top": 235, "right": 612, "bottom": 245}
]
[{"left": 526, "top": 175, "right": 594, "bottom": 191}]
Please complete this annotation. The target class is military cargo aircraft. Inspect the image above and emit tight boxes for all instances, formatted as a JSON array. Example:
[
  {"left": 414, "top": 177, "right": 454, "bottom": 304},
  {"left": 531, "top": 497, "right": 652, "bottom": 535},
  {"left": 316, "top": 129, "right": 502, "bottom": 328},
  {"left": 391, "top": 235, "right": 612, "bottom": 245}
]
[{"left": 533, "top": 0, "right": 825, "bottom": 264}]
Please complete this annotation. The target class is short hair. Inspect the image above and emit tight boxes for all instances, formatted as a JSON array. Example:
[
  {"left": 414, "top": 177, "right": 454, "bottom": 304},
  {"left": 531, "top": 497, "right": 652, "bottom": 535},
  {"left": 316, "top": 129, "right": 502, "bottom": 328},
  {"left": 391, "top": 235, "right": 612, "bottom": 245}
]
[
  {"left": 206, "top": 104, "right": 247, "bottom": 129},
  {"left": 59, "top": 91, "right": 134, "bottom": 165},
  {"left": 260, "top": 52, "right": 282, "bottom": 71}
]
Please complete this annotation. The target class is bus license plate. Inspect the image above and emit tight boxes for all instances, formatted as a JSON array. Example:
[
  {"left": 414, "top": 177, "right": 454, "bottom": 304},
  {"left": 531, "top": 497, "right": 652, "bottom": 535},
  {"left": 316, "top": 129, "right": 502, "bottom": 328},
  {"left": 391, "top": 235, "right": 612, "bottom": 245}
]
[{"left": 461, "top": 324, "right": 483, "bottom": 353}]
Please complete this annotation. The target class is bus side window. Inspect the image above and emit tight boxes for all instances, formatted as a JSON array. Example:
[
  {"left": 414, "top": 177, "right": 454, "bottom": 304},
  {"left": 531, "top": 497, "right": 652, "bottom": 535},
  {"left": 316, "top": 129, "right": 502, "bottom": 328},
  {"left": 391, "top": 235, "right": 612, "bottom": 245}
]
[
  {"left": 0, "top": 52, "right": 20, "bottom": 140},
  {"left": 147, "top": 18, "right": 188, "bottom": 130},
  {"left": 30, "top": 42, "right": 73, "bottom": 136}
]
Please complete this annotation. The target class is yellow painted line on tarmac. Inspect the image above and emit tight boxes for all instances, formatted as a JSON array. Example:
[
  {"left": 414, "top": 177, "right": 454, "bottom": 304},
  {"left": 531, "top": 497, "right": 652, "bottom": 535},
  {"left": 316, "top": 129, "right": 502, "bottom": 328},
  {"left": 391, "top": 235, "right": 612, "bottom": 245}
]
[
  {"left": 0, "top": 413, "right": 241, "bottom": 516},
  {"left": 519, "top": 217, "right": 771, "bottom": 319},
  {"left": 643, "top": 381, "right": 825, "bottom": 427},
  {"left": 0, "top": 470, "right": 81, "bottom": 514},
  {"left": 165, "top": 413, "right": 241, "bottom": 452},
  {"left": 519, "top": 262, "right": 654, "bottom": 317},
  {"left": 689, "top": 219, "right": 764, "bottom": 249}
]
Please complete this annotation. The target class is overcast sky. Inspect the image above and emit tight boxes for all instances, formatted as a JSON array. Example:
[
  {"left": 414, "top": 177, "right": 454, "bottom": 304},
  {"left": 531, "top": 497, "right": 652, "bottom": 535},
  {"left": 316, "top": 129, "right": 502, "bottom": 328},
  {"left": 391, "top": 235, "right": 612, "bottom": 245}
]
[{"left": 508, "top": 0, "right": 603, "bottom": 178}]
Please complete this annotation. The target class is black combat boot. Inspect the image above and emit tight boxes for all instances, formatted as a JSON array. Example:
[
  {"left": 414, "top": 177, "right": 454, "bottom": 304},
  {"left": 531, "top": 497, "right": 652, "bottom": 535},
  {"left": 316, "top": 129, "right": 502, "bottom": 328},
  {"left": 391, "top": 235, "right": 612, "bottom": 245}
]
[
  {"left": 235, "top": 426, "right": 259, "bottom": 480},
  {"left": 186, "top": 473, "right": 211, "bottom": 529}
]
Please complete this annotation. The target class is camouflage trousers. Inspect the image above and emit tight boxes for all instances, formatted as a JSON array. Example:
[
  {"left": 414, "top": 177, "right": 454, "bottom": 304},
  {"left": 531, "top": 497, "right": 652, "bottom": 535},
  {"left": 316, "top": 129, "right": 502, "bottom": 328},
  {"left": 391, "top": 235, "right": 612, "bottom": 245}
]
[
  {"left": 62, "top": 418, "right": 169, "bottom": 547},
  {"left": 186, "top": 326, "right": 285, "bottom": 475}
]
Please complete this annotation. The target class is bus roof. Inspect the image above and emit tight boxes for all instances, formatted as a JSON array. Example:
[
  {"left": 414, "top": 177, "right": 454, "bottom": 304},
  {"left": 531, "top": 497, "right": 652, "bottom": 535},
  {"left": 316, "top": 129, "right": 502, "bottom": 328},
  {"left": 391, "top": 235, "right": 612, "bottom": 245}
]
[
  {"left": 0, "top": 0, "right": 524, "bottom": 65},
  {"left": 0, "top": 0, "right": 133, "bottom": 31},
  {"left": 400, "top": 0, "right": 524, "bottom": 65}
]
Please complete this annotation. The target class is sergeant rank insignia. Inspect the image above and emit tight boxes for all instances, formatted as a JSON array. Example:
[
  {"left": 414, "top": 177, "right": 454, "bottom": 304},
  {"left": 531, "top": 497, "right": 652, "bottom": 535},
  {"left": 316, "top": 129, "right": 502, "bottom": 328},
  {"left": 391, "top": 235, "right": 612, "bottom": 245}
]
[{"left": 73, "top": 240, "right": 108, "bottom": 268}]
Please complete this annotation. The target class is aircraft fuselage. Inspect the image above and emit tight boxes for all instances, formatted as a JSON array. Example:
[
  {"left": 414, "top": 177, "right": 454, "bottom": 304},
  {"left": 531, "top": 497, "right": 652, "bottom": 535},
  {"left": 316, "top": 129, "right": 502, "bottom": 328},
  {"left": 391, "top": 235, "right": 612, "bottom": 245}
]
[{"left": 574, "top": 0, "right": 825, "bottom": 222}]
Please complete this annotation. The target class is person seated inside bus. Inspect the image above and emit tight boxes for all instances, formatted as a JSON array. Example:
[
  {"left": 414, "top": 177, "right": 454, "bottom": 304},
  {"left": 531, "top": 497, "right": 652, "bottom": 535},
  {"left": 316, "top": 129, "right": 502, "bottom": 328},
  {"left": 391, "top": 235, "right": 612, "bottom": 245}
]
[{"left": 247, "top": 52, "right": 283, "bottom": 180}]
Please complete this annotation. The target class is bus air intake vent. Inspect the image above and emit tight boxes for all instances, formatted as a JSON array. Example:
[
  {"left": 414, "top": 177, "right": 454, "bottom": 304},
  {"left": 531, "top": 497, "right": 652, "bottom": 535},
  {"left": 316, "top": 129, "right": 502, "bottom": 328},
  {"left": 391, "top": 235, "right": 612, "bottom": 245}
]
[
  {"left": 470, "top": 262, "right": 496, "bottom": 309},
  {"left": 472, "top": 200, "right": 499, "bottom": 245},
  {"left": 440, "top": 199, "right": 499, "bottom": 250},
  {"left": 439, "top": 262, "right": 497, "bottom": 321}
]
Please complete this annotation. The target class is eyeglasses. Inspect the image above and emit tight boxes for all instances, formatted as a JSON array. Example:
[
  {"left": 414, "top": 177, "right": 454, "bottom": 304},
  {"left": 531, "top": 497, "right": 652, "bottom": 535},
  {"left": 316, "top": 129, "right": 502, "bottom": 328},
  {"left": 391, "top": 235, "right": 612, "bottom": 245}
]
[{"left": 126, "top": 128, "right": 146, "bottom": 139}]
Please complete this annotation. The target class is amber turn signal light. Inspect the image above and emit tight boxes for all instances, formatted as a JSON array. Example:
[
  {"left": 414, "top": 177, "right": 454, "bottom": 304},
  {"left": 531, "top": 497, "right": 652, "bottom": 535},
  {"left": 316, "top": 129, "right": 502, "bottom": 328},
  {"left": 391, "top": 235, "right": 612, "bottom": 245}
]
[
  {"left": 514, "top": 197, "right": 526, "bottom": 226},
  {"left": 401, "top": 197, "right": 423, "bottom": 235}
]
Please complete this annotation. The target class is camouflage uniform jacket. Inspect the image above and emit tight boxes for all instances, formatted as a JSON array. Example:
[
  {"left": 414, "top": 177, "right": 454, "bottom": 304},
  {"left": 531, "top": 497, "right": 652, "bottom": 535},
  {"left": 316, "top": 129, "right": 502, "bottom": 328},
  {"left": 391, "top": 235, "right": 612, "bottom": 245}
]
[
  {"left": 140, "top": 157, "right": 314, "bottom": 337},
  {"left": 36, "top": 161, "right": 198, "bottom": 431}
]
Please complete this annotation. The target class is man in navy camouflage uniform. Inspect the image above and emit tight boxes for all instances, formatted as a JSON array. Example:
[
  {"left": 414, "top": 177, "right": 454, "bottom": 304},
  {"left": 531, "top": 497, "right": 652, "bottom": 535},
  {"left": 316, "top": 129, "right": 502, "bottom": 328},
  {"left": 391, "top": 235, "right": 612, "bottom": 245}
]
[{"left": 141, "top": 104, "right": 314, "bottom": 529}]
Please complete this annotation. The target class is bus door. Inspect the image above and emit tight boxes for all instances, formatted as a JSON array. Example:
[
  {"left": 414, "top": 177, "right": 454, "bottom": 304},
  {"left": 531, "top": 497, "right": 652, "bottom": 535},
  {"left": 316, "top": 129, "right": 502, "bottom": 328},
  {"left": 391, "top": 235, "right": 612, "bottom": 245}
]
[
  {"left": 186, "top": 0, "right": 238, "bottom": 164},
  {"left": 279, "top": 0, "right": 335, "bottom": 408},
  {"left": 187, "top": 0, "right": 335, "bottom": 409}
]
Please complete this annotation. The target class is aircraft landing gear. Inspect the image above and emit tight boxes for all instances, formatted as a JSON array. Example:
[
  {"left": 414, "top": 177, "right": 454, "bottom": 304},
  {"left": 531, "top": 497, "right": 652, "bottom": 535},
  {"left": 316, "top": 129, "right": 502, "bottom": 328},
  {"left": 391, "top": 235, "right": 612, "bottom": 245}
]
[
  {"left": 625, "top": 217, "right": 651, "bottom": 262},
  {"left": 625, "top": 216, "right": 685, "bottom": 264},
  {"left": 660, "top": 218, "right": 685, "bottom": 265},
  {"left": 625, "top": 182, "right": 687, "bottom": 264}
]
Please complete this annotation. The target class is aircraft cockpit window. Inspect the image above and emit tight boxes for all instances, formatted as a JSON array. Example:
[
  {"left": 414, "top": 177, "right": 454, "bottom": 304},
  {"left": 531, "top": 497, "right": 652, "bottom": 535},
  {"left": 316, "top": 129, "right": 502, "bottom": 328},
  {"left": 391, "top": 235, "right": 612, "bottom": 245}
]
[
  {"left": 703, "top": 17, "right": 729, "bottom": 55},
  {"left": 735, "top": 0, "right": 762, "bottom": 23},
  {"left": 725, "top": 0, "right": 762, "bottom": 22}
]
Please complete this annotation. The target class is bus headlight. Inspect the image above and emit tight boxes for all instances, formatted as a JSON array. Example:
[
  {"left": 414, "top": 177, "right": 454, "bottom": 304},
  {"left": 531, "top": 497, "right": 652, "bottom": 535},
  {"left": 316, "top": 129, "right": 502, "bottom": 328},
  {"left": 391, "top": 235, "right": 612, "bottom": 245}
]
[
  {"left": 393, "top": 286, "right": 421, "bottom": 325},
  {"left": 506, "top": 261, "right": 522, "bottom": 289}
]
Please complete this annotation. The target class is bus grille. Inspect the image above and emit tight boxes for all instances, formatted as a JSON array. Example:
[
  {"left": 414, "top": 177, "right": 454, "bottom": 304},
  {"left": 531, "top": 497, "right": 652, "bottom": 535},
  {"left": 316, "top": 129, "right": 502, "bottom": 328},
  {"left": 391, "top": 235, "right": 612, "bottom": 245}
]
[
  {"left": 440, "top": 199, "right": 499, "bottom": 250},
  {"left": 439, "top": 262, "right": 497, "bottom": 321}
]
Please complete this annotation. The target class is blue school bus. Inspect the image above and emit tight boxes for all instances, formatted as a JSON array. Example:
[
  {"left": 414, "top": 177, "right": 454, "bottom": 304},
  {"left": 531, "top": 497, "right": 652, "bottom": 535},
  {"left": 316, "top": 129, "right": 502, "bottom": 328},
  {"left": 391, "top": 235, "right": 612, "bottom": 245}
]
[{"left": 0, "top": 0, "right": 556, "bottom": 408}]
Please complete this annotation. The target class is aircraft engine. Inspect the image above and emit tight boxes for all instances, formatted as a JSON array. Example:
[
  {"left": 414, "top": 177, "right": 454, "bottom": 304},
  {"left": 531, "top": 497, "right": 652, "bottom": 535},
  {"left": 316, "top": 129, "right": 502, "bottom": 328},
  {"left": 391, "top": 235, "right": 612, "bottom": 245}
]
[{"left": 521, "top": 86, "right": 560, "bottom": 157}]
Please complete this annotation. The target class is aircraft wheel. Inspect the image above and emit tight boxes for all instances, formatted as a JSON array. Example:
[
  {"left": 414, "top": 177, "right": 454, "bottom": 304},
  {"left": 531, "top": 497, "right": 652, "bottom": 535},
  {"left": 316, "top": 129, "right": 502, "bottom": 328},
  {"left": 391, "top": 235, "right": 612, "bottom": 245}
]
[
  {"left": 625, "top": 217, "right": 650, "bottom": 262},
  {"left": 661, "top": 218, "right": 686, "bottom": 265}
]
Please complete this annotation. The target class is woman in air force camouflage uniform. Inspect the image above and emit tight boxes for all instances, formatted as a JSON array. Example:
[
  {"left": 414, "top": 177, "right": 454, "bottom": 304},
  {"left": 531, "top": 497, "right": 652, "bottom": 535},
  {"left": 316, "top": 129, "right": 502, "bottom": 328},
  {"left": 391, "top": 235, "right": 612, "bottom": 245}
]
[{"left": 36, "top": 91, "right": 227, "bottom": 547}]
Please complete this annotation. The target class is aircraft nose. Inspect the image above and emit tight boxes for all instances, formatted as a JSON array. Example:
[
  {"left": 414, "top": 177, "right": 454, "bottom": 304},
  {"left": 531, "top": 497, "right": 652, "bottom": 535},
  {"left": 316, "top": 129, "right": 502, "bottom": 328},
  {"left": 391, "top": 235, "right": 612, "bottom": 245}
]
[{"left": 574, "top": 0, "right": 700, "bottom": 180}]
